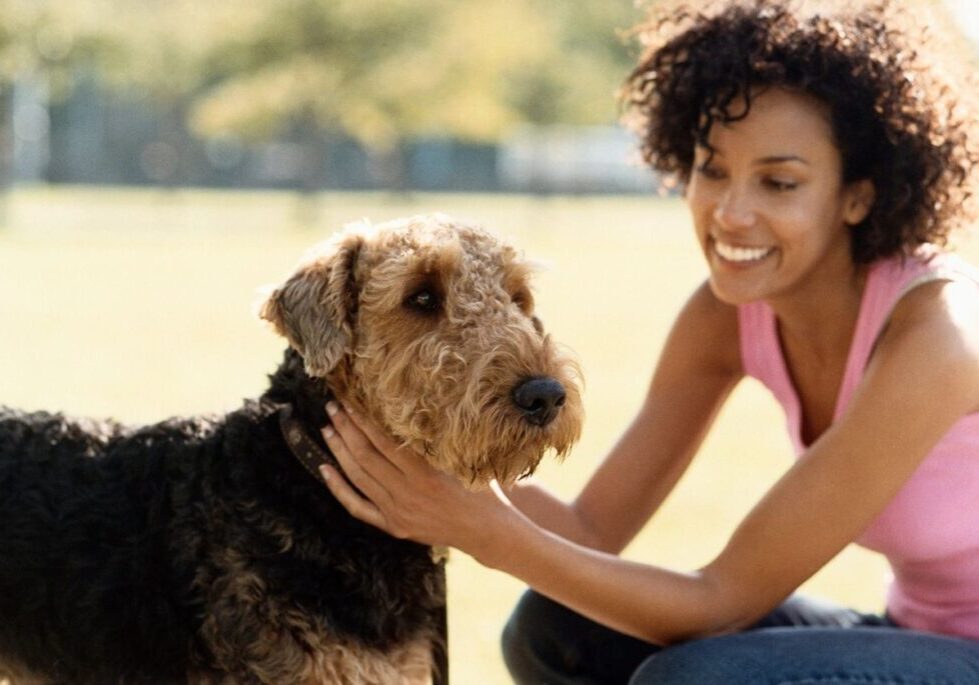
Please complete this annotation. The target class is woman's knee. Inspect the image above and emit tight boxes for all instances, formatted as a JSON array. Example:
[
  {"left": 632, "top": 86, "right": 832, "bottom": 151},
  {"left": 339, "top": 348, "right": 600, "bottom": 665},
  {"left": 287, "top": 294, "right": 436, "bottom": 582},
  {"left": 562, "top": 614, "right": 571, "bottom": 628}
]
[
  {"left": 630, "top": 627, "right": 979, "bottom": 685},
  {"left": 500, "top": 590, "right": 580, "bottom": 682},
  {"left": 503, "top": 590, "right": 663, "bottom": 685},
  {"left": 628, "top": 633, "right": 775, "bottom": 685}
]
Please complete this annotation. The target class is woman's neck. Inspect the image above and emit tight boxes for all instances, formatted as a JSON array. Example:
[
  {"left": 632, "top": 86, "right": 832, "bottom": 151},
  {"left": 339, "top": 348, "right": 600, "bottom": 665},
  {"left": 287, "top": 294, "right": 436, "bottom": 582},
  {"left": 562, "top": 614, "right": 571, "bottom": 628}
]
[{"left": 768, "top": 260, "right": 869, "bottom": 363}]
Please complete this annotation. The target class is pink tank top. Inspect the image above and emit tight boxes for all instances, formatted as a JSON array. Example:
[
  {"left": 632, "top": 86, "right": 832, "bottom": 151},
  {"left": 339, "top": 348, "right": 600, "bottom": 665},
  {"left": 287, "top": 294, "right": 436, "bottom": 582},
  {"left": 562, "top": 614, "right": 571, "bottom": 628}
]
[{"left": 738, "top": 248, "right": 979, "bottom": 639}]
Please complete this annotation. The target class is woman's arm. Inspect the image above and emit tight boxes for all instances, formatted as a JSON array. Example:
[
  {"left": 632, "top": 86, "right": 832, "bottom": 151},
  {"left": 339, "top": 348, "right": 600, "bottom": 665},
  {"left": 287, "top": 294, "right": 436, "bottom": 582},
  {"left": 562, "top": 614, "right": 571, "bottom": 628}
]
[{"left": 320, "top": 279, "right": 979, "bottom": 645}]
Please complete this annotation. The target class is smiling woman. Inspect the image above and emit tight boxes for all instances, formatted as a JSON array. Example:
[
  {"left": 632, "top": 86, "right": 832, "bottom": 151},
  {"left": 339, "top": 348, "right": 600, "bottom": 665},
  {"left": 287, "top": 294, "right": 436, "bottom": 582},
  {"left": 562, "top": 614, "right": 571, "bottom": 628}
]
[
  {"left": 686, "top": 89, "right": 876, "bottom": 308},
  {"left": 313, "top": 2, "right": 979, "bottom": 684}
]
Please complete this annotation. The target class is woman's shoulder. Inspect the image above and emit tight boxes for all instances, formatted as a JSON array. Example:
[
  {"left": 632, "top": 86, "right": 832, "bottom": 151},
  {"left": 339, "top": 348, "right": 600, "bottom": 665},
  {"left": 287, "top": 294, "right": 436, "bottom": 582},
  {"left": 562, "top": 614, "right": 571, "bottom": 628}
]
[
  {"left": 867, "top": 248, "right": 979, "bottom": 344},
  {"left": 885, "top": 248, "right": 979, "bottom": 322},
  {"left": 877, "top": 252, "right": 979, "bottom": 408},
  {"left": 885, "top": 247, "right": 979, "bottom": 289},
  {"left": 887, "top": 269, "right": 979, "bottom": 341}
]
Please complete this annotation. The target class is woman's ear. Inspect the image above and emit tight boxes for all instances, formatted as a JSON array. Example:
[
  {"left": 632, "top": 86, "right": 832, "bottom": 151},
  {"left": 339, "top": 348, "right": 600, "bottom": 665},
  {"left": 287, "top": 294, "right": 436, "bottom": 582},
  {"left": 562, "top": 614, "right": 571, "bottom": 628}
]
[{"left": 844, "top": 179, "right": 876, "bottom": 226}]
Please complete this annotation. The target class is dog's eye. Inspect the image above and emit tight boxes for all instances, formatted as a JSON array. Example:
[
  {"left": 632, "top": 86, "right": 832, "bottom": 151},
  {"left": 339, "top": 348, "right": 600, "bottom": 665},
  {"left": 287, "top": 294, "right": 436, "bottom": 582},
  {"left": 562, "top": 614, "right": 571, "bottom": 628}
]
[
  {"left": 511, "top": 287, "right": 533, "bottom": 314},
  {"left": 404, "top": 288, "right": 441, "bottom": 313}
]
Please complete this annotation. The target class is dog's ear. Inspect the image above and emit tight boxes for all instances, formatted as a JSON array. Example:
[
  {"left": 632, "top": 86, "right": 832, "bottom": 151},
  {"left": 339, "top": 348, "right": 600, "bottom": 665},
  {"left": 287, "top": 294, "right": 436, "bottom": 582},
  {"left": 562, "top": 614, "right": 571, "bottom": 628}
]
[{"left": 260, "top": 233, "right": 363, "bottom": 377}]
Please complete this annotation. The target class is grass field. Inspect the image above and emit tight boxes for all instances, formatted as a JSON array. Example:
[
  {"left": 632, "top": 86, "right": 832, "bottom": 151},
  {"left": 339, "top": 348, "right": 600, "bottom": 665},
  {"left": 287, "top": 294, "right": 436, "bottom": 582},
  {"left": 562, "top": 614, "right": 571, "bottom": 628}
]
[{"left": 2, "top": 186, "right": 977, "bottom": 682}]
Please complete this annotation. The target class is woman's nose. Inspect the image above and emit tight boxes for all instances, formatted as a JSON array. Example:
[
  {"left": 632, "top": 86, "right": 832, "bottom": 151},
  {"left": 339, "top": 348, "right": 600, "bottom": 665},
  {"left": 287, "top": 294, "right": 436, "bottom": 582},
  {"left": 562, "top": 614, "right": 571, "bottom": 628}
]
[{"left": 712, "top": 186, "right": 757, "bottom": 230}]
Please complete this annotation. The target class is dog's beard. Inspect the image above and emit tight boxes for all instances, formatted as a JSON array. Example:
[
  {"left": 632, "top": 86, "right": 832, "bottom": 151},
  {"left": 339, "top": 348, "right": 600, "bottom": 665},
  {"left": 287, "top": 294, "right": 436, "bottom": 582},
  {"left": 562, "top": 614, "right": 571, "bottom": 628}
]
[
  {"left": 392, "top": 387, "right": 583, "bottom": 487},
  {"left": 340, "top": 327, "right": 583, "bottom": 487}
]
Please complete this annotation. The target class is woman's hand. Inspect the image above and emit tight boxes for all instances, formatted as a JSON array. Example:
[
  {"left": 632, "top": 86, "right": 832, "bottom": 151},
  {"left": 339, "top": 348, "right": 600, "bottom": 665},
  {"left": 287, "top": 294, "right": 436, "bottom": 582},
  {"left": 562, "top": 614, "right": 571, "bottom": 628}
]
[{"left": 319, "top": 401, "right": 511, "bottom": 556}]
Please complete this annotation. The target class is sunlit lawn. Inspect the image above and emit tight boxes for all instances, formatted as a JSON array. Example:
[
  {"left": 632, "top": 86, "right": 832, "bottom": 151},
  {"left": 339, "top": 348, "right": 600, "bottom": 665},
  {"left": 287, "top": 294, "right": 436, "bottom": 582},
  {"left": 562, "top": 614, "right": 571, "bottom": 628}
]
[{"left": 2, "top": 186, "right": 976, "bottom": 683}]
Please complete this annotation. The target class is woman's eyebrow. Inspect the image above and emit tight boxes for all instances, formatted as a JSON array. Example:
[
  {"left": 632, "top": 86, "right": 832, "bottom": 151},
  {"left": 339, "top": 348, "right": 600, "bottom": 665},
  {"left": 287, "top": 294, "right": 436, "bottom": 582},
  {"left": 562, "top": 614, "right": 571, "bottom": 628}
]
[{"left": 754, "top": 154, "right": 809, "bottom": 166}]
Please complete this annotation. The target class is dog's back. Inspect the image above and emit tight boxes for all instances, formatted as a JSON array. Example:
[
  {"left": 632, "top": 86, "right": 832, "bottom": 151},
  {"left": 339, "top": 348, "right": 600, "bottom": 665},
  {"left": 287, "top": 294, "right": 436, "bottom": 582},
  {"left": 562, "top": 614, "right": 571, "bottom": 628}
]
[
  {"left": 0, "top": 400, "right": 445, "bottom": 684},
  {"left": 0, "top": 407, "right": 214, "bottom": 683}
]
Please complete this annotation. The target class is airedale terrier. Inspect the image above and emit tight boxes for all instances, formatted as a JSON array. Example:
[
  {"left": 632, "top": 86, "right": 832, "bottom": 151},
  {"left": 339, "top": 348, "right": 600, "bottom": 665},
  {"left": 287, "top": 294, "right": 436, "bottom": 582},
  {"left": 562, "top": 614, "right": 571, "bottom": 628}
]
[{"left": 0, "top": 214, "right": 583, "bottom": 685}]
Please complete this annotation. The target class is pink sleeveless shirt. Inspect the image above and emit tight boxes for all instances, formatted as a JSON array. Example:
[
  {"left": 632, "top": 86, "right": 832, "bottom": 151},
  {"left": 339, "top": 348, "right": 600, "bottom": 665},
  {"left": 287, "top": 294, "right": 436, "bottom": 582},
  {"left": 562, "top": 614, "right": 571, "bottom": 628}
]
[{"left": 738, "top": 249, "right": 979, "bottom": 639}]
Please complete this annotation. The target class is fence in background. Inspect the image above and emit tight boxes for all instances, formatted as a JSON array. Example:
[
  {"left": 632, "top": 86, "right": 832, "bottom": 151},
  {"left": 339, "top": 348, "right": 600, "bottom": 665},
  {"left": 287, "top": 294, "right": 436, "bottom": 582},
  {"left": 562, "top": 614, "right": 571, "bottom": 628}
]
[{"left": 6, "top": 79, "right": 658, "bottom": 195}]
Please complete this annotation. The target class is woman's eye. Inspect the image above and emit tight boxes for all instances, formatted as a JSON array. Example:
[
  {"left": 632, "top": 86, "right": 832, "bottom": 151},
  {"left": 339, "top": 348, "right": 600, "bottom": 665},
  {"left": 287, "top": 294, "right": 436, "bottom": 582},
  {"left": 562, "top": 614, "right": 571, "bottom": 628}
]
[
  {"left": 404, "top": 288, "right": 441, "bottom": 313},
  {"left": 764, "top": 178, "right": 798, "bottom": 192},
  {"left": 695, "top": 163, "right": 725, "bottom": 180}
]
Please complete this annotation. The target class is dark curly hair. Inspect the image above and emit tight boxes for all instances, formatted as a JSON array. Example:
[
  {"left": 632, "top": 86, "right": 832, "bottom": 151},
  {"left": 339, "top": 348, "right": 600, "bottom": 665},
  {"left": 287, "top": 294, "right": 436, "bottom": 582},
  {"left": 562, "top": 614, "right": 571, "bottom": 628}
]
[{"left": 622, "top": 0, "right": 979, "bottom": 263}]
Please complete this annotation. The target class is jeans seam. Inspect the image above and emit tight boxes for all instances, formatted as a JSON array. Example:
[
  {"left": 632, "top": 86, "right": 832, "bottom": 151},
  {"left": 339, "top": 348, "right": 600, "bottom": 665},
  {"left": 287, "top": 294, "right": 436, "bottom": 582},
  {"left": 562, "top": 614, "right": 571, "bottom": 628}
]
[{"left": 776, "top": 676, "right": 957, "bottom": 685}]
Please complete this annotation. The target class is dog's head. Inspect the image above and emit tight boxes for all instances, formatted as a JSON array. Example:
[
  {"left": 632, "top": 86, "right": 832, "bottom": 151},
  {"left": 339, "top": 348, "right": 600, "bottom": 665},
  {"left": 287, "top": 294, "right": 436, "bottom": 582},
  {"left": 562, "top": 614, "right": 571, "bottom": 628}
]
[{"left": 260, "top": 214, "right": 582, "bottom": 485}]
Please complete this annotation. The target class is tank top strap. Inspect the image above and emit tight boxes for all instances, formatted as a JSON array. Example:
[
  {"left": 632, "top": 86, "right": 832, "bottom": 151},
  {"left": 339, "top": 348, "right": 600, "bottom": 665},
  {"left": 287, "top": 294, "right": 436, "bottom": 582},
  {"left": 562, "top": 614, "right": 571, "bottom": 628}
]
[{"left": 835, "top": 249, "right": 978, "bottom": 417}]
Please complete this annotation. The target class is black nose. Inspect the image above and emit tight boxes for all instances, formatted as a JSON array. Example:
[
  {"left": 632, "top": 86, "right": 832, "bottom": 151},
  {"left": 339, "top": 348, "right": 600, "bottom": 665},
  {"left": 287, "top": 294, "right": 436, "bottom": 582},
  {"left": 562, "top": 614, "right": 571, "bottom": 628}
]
[{"left": 512, "top": 377, "right": 567, "bottom": 427}]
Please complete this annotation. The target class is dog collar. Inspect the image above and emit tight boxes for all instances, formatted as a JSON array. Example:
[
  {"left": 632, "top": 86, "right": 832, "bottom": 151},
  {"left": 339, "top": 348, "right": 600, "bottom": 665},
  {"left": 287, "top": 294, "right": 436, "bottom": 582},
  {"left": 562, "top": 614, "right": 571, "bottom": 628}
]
[
  {"left": 278, "top": 404, "right": 337, "bottom": 481},
  {"left": 279, "top": 404, "right": 450, "bottom": 566}
]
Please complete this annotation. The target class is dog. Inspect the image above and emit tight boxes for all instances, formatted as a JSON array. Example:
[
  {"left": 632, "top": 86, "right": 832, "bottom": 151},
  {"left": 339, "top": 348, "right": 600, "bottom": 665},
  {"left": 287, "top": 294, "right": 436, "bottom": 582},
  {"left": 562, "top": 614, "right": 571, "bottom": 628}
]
[{"left": 0, "top": 214, "right": 583, "bottom": 684}]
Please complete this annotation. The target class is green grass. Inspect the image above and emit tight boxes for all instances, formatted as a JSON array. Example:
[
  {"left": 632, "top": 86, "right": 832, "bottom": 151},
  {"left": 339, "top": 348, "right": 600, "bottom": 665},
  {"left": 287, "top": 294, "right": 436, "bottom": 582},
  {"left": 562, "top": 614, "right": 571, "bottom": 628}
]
[{"left": 2, "top": 186, "right": 977, "bottom": 682}]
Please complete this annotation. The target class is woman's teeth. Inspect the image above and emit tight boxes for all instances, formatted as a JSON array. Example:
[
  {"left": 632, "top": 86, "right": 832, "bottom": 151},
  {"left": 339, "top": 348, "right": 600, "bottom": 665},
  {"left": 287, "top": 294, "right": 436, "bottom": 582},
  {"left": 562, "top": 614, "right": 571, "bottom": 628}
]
[{"left": 714, "top": 241, "right": 773, "bottom": 263}]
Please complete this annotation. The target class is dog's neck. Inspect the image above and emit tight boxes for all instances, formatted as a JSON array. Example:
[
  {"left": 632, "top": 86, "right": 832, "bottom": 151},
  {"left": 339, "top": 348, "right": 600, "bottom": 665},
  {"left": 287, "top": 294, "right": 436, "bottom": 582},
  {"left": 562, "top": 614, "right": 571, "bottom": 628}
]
[
  {"left": 278, "top": 404, "right": 338, "bottom": 480},
  {"left": 263, "top": 349, "right": 332, "bottom": 425},
  {"left": 263, "top": 348, "right": 348, "bottom": 484}
]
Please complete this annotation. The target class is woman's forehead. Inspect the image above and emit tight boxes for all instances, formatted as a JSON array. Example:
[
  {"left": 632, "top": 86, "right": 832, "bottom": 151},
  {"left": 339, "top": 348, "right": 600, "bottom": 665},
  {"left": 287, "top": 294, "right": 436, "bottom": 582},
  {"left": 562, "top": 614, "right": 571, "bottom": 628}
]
[{"left": 700, "top": 88, "right": 838, "bottom": 160}]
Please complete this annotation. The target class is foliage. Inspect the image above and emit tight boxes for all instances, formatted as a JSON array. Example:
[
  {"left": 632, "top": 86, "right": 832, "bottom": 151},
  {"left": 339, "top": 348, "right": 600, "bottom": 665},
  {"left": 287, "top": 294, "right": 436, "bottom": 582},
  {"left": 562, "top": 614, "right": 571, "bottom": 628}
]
[
  {"left": 183, "top": 0, "right": 639, "bottom": 148},
  {"left": 0, "top": 0, "right": 118, "bottom": 98},
  {"left": 0, "top": 0, "right": 640, "bottom": 151},
  {"left": 0, "top": 0, "right": 975, "bottom": 154}
]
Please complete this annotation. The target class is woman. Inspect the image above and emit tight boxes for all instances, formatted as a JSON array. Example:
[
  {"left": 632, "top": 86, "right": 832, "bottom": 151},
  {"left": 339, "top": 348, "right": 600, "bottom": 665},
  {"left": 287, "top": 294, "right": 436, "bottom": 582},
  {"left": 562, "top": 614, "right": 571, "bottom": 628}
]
[{"left": 319, "top": 1, "right": 979, "bottom": 682}]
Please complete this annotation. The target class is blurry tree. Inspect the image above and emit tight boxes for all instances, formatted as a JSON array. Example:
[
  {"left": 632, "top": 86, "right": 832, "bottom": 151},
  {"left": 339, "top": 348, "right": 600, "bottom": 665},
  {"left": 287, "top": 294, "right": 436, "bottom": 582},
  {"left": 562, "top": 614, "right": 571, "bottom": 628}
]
[
  {"left": 0, "top": 1, "right": 112, "bottom": 90},
  {"left": 0, "top": 0, "right": 974, "bottom": 196},
  {"left": 506, "top": 1, "right": 639, "bottom": 125},
  {"left": 184, "top": 0, "right": 638, "bottom": 189},
  {"left": 0, "top": 0, "right": 116, "bottom": 189},
  {"left": 0, "top": 0, "right": 641, "bottom": 193},
  {"left": 90, "top": 1, "right": 268, "bottom": 186}
]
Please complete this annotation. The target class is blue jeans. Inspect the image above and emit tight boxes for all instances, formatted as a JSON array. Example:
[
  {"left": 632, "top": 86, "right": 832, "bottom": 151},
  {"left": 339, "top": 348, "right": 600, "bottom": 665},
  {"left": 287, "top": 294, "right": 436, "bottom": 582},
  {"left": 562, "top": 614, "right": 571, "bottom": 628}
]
[{"left": 501, "top": 591, "right": 979, "bottom": 684}]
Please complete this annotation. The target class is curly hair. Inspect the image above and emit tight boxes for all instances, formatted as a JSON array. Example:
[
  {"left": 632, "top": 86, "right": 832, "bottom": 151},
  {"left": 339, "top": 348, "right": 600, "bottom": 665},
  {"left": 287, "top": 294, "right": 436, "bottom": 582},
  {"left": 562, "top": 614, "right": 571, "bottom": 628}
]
[{"left": 622, "top": 0, "right": 979, "bottom": 263}]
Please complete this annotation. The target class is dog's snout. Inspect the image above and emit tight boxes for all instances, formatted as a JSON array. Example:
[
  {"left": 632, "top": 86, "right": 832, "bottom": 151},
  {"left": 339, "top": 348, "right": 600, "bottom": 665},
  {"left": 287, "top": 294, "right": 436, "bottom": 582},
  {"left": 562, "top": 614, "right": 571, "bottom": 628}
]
[{"left": 512, "top": 377, "right": 567, "bottom": 427}]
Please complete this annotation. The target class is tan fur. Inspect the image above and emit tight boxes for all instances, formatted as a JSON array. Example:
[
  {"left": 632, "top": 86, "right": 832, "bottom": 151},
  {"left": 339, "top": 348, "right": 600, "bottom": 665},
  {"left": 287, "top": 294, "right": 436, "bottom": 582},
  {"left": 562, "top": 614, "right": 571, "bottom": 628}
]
[
  {"left": 0, "top": 670, "right": 45, "bottom": 685},
  {"left": 186, "top": 213, "right": 581, "bottom": 685},
  {"left": 187, "top": 543, "right": 438, "bottom": 685},
  {"left": 261, "top": 213, "right": 584, "bottom": 486}
]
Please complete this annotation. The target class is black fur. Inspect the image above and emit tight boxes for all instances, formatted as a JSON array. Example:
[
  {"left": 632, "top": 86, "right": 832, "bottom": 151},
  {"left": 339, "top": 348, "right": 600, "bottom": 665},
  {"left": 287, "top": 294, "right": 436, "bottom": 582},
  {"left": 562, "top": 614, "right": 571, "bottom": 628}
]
[{"left": 0, "top": 348, "right": 444, "bottom": 684}]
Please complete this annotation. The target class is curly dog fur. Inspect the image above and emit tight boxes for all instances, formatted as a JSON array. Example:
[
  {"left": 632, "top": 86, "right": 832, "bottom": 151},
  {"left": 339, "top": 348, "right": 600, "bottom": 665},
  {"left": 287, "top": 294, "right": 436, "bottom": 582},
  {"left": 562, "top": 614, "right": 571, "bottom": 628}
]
[{"left": 0, "top": 214, "right": 583, "bottom": 684}]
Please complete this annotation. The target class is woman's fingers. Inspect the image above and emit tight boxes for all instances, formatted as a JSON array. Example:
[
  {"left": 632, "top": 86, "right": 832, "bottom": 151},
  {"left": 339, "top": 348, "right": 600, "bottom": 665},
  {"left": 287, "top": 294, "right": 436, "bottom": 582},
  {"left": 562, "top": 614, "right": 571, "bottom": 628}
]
[
  {"left": 319, "top": 464, "right": 390, "bottom": 532},
  {"left": 333, "top": 401, "right": 431, "bottom": 475},
  {"left": 324, "top": 403, "right": 404, "bottom": 479},
  {"left": 321, "top": 420, "right": 395, "bottom": 509},
  {"left": 337, "top": 402, "right": 402, "bottom": 454},
  {"left": 326, "top": 402, "right": 387, "bottom": 463},
  {"left": 320, "top": 400, "right": 479, "bottom": 547}
]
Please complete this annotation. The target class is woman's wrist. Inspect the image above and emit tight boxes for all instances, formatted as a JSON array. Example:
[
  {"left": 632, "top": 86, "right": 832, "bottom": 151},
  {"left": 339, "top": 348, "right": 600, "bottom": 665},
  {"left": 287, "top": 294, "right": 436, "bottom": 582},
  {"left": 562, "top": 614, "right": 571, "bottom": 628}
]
[{"left": 465, "top": 490, "right": 537, "bottom": 570}]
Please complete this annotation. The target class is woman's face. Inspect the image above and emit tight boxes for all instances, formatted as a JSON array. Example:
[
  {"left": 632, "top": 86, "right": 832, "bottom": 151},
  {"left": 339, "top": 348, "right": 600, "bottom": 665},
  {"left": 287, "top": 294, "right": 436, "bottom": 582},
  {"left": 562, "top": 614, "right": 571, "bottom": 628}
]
[{"left": 685, "top": 88, "right": 874, "bottom": 307}]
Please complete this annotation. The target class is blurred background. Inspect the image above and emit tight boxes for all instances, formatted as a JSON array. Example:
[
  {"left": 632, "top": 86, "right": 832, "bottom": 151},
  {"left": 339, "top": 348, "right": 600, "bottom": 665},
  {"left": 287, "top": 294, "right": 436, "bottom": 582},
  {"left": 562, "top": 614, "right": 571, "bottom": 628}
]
[
  {"left": 1, "top": 1, "right": 978, "bottom": 682},
  {"left": 0, "top": 0, "right": 653, "bottom": 195},
  {"left": 0, "top": 0, "right": 974, "bottom": 195}
]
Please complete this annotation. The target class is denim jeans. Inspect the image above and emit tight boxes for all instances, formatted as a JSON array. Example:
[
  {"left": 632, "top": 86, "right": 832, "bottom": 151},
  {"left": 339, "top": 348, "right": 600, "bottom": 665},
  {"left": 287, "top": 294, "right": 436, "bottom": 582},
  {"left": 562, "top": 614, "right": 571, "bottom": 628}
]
[{"left": 501, "top": 591, "right": 979, "bottom": 684}]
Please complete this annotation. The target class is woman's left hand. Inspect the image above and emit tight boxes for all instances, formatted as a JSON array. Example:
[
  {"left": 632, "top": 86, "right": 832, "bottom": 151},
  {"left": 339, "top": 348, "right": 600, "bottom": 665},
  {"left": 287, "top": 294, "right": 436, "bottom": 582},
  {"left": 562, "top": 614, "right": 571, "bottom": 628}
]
[{"left": 319, "top": 401, "right": 509, "bottom": 554}]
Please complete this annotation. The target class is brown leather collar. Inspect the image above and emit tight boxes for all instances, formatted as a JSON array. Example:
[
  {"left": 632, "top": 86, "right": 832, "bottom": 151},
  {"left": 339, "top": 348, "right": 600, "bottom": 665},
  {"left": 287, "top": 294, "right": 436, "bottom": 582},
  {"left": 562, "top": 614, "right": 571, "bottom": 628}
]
[
  {"left": 278, "top": 404, "right": 337, "bottom": 481},
  {"left": 279, "top": 403, "right": 450, "bottom": 565}
]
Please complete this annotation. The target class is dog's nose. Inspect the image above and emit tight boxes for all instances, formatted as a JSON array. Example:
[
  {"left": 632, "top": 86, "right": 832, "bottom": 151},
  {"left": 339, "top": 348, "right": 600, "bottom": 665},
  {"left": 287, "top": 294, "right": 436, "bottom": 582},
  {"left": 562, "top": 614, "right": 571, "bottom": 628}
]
[{"left": 512, "top": 377, "right": 566, "bottom": 427}]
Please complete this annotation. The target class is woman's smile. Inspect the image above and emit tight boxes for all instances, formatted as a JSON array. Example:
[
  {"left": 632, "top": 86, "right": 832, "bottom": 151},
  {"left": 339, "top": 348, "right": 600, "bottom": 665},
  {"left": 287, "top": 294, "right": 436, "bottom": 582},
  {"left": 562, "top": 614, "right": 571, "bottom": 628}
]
[{"left": 711, "top": 239, "right": 777, "bottom": 265}]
